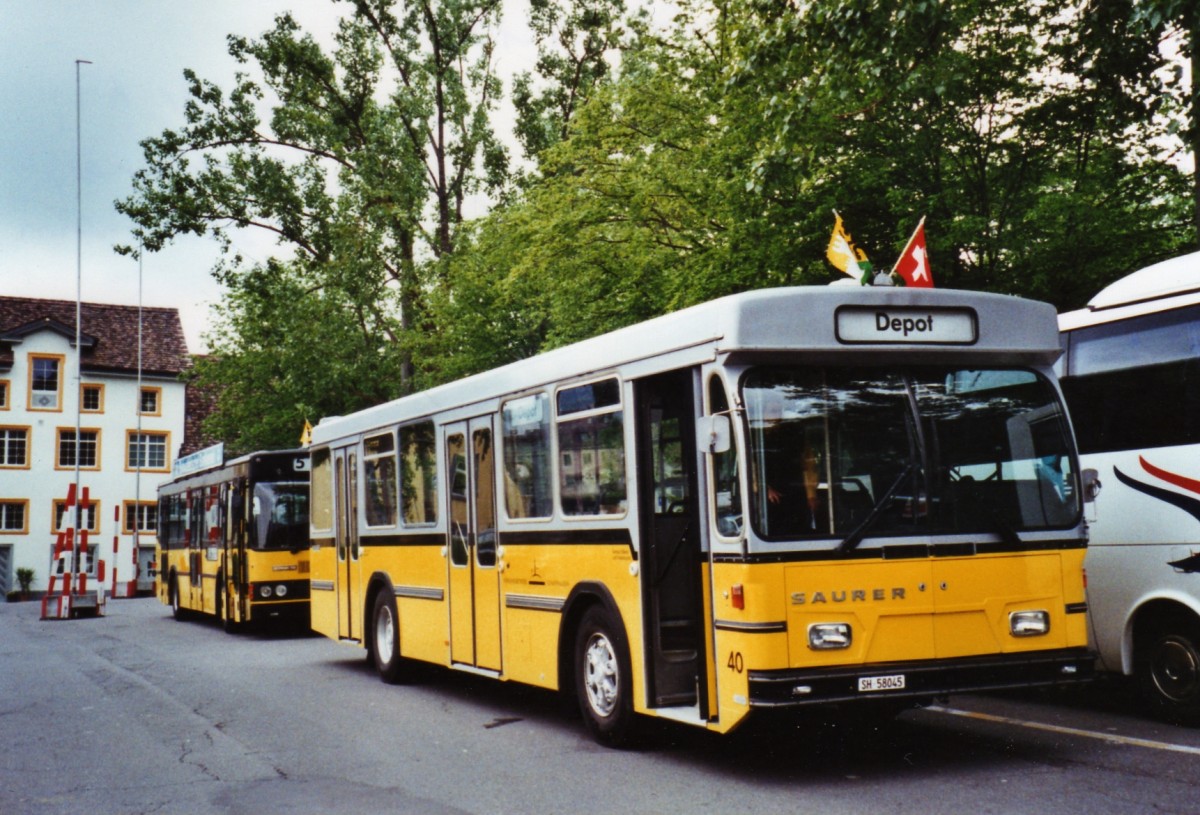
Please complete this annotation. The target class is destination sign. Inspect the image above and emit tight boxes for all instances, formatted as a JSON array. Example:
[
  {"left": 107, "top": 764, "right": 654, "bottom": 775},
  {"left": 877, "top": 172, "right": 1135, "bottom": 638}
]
[
  {"left": 172, "top": 442, "right": 224, "bottom": 477},
  {"left": 836, "top": 306, "right": 977, "bottom": 345}
]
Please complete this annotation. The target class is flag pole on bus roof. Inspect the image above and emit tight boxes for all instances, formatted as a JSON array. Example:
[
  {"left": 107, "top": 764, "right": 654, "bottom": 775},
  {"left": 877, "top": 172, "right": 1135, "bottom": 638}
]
[
  {"left": 826, "top": 210, "right": 873, "bottom": 285},
  {"left": 891, "top": 216, "right": 934, "bottom": 288}
]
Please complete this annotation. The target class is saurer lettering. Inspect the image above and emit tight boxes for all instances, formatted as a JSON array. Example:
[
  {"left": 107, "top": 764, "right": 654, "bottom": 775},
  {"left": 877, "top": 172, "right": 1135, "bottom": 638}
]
[{"left": 791, "top": 587, "right": 908, "bottom": 605}]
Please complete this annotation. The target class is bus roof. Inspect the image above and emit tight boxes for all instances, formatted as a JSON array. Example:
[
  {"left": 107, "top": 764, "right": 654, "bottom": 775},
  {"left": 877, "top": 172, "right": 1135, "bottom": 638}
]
[
  {"left": 159, "top": 448, "right": 307, "bottom": 493},
  {"left": 1059, "top": 251, "right": 1200, "bottom": 331},
  {"left": 312, "top": 285, "right": 1061, "bottom": 446}
]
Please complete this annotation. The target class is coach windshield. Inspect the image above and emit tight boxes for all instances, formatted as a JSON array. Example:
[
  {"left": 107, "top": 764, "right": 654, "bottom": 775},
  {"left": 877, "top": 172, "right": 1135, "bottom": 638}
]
[{"left": 743, "top": 366, "right": 1079, "bottom": 543}]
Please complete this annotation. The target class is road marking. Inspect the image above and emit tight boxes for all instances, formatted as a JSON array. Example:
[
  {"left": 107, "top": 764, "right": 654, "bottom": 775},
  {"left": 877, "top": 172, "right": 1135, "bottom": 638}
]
[{"left": 927, "top": 705, "right": 1200, "bottom": 756}]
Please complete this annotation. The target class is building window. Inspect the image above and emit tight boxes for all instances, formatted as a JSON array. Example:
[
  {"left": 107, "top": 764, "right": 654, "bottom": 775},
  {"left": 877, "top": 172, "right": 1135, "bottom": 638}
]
[
  {"left": 81, "top": 384, "right": 104, "bottom": 413},
  {"left": 123, "top": 501, "right": 158, "bottom": 535},
  {"left": 57, "top": 428, "right": 100, "bottom": 469},
  {"left": 29, "top": 355, "right": 64, "bottom": 411},
  {"left": 0, "top": 500, "right": 29, "bottom": 534},
  {"left": 0, "top": 380, "right": 9, "bottom": 410},
  {"left": 53, "top": 501, "right": 100, "bottom": 534},
  {"left": 138, "top": 387, "right": 161, "bottom": 416},
  {"left": 0, "top": 427, "right": 30, "bottom": 468},
  {"left": 127, "top": 431, "right": 169, "bottom": 471},
  {"left": 51, "top": 543, "right": 99, "bottom": 576}
]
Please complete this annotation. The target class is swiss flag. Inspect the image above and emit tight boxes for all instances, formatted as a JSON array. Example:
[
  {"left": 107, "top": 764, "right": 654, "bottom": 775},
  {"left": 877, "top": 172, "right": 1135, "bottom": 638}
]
[{"left": 893, "top": 218, "right": 933, "bottom": 288}]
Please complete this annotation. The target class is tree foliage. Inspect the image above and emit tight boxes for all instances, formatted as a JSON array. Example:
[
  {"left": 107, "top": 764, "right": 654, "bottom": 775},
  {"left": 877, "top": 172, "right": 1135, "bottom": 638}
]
[
  {"left": 121, "top": 0, "right": 1197, "bottom": 447},
  {"left": 118, "top": 1, "right": 505, "bottom": 450},
  {"left": 192, "top": 258, "right": 408, "bottom": 451},
  {"left": 432, "top": 0, "right": 1194, "bottom": 382},
  {"left": 718, "top": 0, "right": 1194, "bottom": 306},
  {"left": 511, "top": 0, "right": 628, "bottom": 166}
]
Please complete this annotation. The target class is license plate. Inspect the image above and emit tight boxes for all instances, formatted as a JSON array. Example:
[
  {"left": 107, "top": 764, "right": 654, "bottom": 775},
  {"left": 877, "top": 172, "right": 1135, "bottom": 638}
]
[{"left": 858, "top": 674, "right": 906, "bottom": 692}]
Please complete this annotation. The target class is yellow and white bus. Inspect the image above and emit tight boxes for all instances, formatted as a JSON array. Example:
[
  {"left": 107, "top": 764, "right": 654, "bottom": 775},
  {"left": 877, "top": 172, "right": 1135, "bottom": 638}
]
[
  {"left": 1059, "top": 251, "right": 1200, "bottom": 723},
  {"left": 157, "top": 445, "right": 311, "bottom": 630},
  {"left": 309, "top": 285, "right": 1093, "bottom": 743}
]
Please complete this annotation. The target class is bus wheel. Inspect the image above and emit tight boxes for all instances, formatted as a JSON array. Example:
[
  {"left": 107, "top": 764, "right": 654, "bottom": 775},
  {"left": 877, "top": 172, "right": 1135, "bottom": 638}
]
[
  {"left": 171, "top": 576, "right": 188, "bottom": 621},
  {"left": 217, "top": 581, "right": 238, "bottom": 633},
  {"left": 372, "top": 591, "right": 409, "bottom": 685},
  {"left": 1140, "top": 626, "right": 1200, "bottom": 724},
  {"left": 575, "top": 605, "right": 636, "bottom": 747}
]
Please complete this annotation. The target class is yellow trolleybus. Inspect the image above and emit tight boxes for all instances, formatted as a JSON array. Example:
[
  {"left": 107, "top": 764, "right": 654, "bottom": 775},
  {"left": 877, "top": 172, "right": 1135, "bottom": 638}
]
[
  {"left": 309, "top": 285, "right": 1093, "bottom": 743},
  {"left": 157, "top": 445, "right": 311, "bottom": 630}
]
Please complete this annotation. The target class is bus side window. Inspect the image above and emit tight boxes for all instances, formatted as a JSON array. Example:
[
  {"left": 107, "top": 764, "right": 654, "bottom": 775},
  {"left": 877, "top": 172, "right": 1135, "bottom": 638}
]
[
  {"left": 707, "top": 376, "right": 743, "bottom": 537},
  {"left": 171, "top": 494, "right": 185, "bottom": 544},
  {"left": 400, "top": 421, "right": 438, "bottom": 526},
  {"left": 363, "top": 431, "right": 398, "bottom": 527},
  {"left": 556, "top": 379, "right": 627, "bottom": 516},
  {"left": 157, "top": 497, "right": 168, "bottom": 544},
  {"left": 310, "top": 448, "right": 333, "bottom": 533},
  {"left": 501, "top": 393, "right": 553, "bottom": 519},
  {"left": 1065, "top": 304, "right": 1200, "bottom": 454}
]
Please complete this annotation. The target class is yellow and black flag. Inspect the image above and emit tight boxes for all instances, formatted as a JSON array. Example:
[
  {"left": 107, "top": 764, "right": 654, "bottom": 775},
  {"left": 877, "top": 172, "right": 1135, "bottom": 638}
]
[{"left": 826, "top": 211, "right": 872, "bottom": 283}]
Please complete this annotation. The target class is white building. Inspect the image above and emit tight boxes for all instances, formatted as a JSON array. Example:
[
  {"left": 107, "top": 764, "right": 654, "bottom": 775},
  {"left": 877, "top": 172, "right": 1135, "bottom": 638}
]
[{"left": 0, "top": 297, "right": 192, "bottom": 598}]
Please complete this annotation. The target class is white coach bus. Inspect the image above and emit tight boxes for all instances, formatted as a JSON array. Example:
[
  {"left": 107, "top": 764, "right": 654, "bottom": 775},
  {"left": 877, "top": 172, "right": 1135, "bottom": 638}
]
[{"left": 1058, "top": 250, "right": 1200, "bottom": 723}]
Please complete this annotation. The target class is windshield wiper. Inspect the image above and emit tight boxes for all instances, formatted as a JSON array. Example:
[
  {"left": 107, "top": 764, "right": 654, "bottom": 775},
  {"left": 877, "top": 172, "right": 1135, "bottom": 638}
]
[
  {"left": 980, "top": 510, "right": 1022, "bottom": 546},
  {"left": 838, "top": 464, "right": 916, "bottom": 553}
]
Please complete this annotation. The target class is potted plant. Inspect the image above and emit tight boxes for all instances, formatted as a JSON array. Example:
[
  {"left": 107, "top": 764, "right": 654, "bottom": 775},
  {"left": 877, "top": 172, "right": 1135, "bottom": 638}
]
[{"left": 16, "top": 567, "right": 34, "bottom": 601}]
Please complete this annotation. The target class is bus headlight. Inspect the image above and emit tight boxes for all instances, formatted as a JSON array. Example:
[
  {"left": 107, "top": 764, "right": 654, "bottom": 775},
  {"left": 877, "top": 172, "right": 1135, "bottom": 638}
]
[
  {"left": 259, "top": 584, "right": 273, "bottom": 599},
  {"left": 808, "top": 623, "right": 852, "bottom": 650},
  {"left": 275, "top": 584, "right": 288, "bottom": 598},
  {"left": 1010, "top": 610, "right": 1050, "bottom": 637}
]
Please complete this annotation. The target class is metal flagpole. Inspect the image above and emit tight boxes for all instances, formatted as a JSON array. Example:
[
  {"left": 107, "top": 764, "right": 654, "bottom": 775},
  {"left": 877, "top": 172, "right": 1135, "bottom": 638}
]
[
  {"left": 74, "top": 58, "right": 91, "bottom": 548},
  {"left": 134, "top": 246, "right": 144, "bottom": 596}
]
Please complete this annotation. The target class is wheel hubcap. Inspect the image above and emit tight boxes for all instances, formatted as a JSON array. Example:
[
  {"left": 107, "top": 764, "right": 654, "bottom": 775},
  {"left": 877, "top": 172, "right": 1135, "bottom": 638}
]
[
  {"left": 376, "top": 605, "right": 395, "bottom": 664},
  {"left": 1151, "top": 636, "right": 1200, "bottom": 703},
  {"left": 583, "top": 632, "right": 619, "bottom": 717}
]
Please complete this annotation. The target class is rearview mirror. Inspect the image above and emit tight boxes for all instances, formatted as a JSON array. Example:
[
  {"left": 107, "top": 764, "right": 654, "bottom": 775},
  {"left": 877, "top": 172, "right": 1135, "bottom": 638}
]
[{"left": 697, "top": 414, "right": 731, "bottom": 454}]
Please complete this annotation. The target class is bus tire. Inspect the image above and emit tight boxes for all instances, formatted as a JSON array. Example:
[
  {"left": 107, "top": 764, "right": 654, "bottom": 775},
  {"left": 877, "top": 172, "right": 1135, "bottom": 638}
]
[
  {"left": 171, "top": 576, "right": 189, "bottom": 621},
  {"left": 574, "top": 605, "right": 637, "bottom": 747},
  {"left": 1138, "top": 623, "right": 1200, "bottom": 725},
  {"left": 372, "top": 591, "right": 409, "bottom": 685},
  {"left": 217, "top": 579, "right": 238, "bottom": 633}
]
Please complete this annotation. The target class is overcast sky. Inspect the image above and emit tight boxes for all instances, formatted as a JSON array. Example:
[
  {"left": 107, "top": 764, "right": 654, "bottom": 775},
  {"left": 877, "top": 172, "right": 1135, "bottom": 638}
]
[{"left": 0, "top": 0, "right": 540, "bottom": 353}]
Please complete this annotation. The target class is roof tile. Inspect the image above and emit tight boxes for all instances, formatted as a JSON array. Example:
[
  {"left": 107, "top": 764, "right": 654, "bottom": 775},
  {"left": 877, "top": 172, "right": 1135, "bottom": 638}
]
[{"left": 0, "top": 296, "right": 190, "bottom": 375}]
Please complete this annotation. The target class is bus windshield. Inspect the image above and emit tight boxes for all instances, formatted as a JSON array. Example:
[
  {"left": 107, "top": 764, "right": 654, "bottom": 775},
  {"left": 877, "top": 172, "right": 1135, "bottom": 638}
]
[
  {"left": 252, "top": 483, "right": 310, "bottom": 551},
  {"left": 743, "top": 367, "right": 1079, "bottom": 542}
]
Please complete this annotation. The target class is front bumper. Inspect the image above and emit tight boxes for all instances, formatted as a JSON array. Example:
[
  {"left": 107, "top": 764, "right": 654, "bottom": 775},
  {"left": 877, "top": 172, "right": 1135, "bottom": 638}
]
[{"left": 748, "top": 648, "right": 1095, "bottom": 708}]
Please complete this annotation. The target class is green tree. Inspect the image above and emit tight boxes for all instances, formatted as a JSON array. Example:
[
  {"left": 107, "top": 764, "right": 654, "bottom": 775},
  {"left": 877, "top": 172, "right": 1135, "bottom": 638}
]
[
  {"left": 512, "top": 0, "right": 627, "bottom": 167},
  {"left": 430, "top": 12, "right": 742, "bottom": 375},
  {"left": 438, "top": 0, "right": 1196, "bottom": 376},
  {"left": 721, "top": 0, "right": 1194, "bottom": 306},
  {"left": 425, "top": 0, "right": 637, "bottom": 380},
  {"left": 193, "top": 259, "right": 408, "bottom": 452},
  {"left": 1106, "top": 0, "right": 1199, "bottom": 247},
  {"left": 118, "top": 2, "right": 505, "bottom": 448}
]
